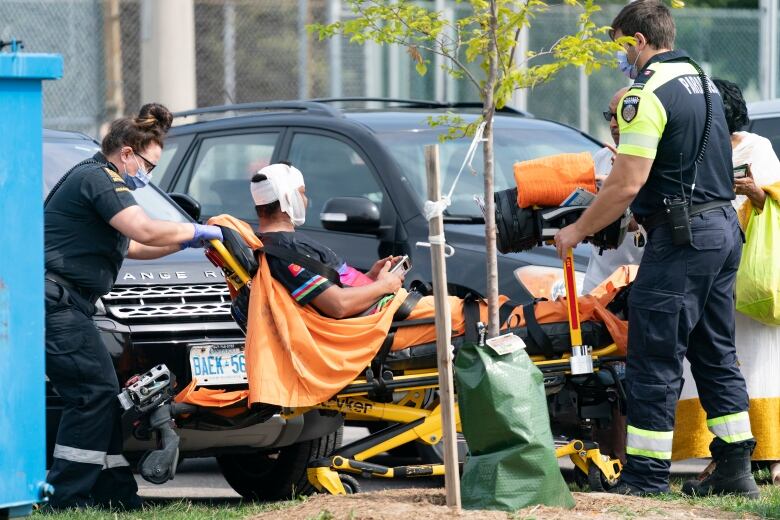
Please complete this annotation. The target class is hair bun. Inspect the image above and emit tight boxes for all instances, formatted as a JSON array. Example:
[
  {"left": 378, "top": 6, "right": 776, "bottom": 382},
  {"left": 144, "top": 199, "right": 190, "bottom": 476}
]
[{"left": 136, "top": 103, "right": 173, "bottom": 134}]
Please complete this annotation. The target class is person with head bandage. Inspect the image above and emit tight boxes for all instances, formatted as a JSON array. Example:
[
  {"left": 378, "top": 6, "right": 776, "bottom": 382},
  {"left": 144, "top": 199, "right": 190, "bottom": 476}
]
[{"left": 250, "top": 163, "right": 404, "bottom": 318}]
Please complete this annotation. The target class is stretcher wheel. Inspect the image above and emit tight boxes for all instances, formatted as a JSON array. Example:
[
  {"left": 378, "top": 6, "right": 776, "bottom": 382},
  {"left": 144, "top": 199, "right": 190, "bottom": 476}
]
[
  {"left": 339, "top": 474, "right": 361, "bottom": 494},
  {"left": 572, "top": 467, "right": 588, "bottom": 489},
  {"left": 588, "top": 463, "right": 618, "bottom": 492}
]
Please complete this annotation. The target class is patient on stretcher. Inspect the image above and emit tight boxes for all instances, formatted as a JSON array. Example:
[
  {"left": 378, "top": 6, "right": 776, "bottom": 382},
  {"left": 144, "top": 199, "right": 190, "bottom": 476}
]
[
  {"left": 203, "top": 163, "right": 631, "bottom": 407},
  {"left": 246, "top": 163, "right": 628, "bottom": 352}
]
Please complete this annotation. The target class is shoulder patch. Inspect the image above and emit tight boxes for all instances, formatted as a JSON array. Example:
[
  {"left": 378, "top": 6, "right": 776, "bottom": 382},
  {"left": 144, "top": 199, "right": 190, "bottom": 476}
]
[
  {"left": 288, "top": 264, "right": 303, "bottom": 277},
  {"left": 621, "top": 95, "right": 641, "bottom": 123},
  {"left": 103, "top": 167, "right": 126, "bottom": 185}
]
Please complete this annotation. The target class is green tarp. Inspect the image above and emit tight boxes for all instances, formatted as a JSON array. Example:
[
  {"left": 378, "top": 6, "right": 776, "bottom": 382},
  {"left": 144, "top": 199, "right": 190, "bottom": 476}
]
[{"left": 455, "top": 341, "right": 575, "bottom": 511}]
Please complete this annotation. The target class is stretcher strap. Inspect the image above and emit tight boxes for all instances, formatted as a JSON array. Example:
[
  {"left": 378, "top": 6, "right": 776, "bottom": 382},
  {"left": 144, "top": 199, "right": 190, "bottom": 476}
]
[
  {"left": 259, "top": 244, "right": 342, "bottom": 287},
  {"left": 370, "top": 291, "right": 425, "bottom": 387},
  {"left": 523, "top": 301, "right": 555, "bottom": 358},
  {"left": 463, "top": 293, "right": 481, "bottom": 343},
  {"left": 499, "top": 299, "right": 520, "bottom": 329}
]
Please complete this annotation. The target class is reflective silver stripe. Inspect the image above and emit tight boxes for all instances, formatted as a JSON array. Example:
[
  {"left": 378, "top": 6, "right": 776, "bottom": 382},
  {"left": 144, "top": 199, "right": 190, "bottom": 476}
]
[
  {"left": 626, "top": 425, "right": 673, "bottom": 459},
  {"left": 53, "top": 444, "right": 107, "bottom": 465},
  {"left": 708, "top": 412, "right": 753, "bottom": 443},
  {"left": 105, "top": 455, "right": 130, "bottom": 468},
  {"left": 620, "top": 132, "right": 661, "bottom": 149}
]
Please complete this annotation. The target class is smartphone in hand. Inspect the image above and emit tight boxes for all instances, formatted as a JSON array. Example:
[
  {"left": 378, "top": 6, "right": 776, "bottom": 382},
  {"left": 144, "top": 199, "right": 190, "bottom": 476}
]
[
  {"left": 389, "top": 255, "right": 411, "bottom": 276},
  {"left": 733, "top": 163, "right": 750, "bottom": 179}
]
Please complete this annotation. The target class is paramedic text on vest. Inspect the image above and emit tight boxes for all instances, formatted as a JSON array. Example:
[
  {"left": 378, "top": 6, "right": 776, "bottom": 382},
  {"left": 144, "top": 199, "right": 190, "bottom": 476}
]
[
  {"left": 553, "top": 0, "right": 758, "bottom": 498},
  {"left": 43, "top": 104, "right": 223, "bottom": 510}
]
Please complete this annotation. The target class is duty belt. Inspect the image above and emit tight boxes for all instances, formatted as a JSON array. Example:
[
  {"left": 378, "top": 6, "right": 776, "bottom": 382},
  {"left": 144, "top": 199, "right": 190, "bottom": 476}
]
[
  {"left": 637, "top": 200, "right": 732, "bottom": 232},
  {"left": 45, "top": 271, "right": 99, "bottom": 304}
]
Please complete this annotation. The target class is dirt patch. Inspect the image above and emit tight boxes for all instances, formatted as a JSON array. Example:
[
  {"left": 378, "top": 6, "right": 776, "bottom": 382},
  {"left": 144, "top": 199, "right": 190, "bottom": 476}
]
[{"left": 251, "top": 489, "right": 751, "bottom": 520}]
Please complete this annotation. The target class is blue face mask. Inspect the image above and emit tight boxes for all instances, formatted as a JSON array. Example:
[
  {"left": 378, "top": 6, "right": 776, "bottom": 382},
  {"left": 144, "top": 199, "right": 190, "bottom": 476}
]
[
  {"left": 617, "top": 50, "right": 642, "bottom": 80},
  {"left": 122, "top": 152, "right": 152, "bottom": 191}
]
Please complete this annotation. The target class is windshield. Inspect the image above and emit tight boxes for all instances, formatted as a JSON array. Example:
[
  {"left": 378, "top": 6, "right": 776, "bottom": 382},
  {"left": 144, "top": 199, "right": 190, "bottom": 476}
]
[
  {"left": 381, "top": 125, "right": 601, "bottom": 219},
  {"left": 43, "top": 138, "right": 190, "bottom": 223}
]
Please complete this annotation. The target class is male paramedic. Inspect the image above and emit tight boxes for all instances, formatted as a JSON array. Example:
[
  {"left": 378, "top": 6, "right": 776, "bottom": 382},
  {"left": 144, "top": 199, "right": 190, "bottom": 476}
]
[
  {"left": 553, "top": 0, "right": 758, "bottom": 498},
  {"left": 44, "top": 103, "right": 223, "bottom": 510}
]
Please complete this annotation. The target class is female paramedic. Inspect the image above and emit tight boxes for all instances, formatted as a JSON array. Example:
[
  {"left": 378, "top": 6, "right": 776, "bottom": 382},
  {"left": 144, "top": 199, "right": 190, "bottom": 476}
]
[{"left": 43, "top": 103, "right": 222, "bottom": 510}]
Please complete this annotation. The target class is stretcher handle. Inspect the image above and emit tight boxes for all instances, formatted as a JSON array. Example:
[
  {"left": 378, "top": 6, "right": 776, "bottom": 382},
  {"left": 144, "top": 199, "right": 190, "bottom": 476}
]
[
  {"left": 562, "top": 248, "right": 583, "bottom": 347},
  {"left": 209, "top": 239, "right": 252, "bottom": 285}
]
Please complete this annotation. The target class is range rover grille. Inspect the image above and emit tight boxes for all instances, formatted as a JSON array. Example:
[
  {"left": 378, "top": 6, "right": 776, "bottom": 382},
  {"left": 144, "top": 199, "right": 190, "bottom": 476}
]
[{"left": 103, "top": 284, "right": 232, "bottom": 321}]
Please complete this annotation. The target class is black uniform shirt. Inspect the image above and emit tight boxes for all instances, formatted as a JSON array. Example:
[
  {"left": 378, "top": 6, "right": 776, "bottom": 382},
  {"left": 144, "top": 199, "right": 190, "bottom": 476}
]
[
  {"left": 45, "top": 152, "right": 137, "bottom": 296},
  {"left": 616, "top": 50, "right": 735, "bottom": 217},
  {"left": 259, "top": 231, "right": 344, "bottom": 306}
]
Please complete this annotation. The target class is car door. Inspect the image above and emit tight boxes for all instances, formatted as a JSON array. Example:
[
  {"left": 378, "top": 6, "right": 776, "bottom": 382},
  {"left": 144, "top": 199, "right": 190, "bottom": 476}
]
[
  {"left": 282, "top": 130, "right": 389, "bottom": 270},
  {"left": 169, "top": 130, "right": 282, "bottom": 223}
]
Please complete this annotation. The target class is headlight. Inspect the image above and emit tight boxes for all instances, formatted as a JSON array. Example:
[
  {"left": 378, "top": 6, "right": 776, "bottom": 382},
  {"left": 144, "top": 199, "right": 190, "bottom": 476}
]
[{"left": 513, "top": 266, "right": 584, "bottom": 301}]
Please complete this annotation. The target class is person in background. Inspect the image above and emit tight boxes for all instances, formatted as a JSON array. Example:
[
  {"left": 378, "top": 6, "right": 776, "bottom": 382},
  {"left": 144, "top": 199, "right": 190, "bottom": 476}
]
[
  {"left": 44, "top": 103, "right": 223, "bottom": 510},
  {"left": 583, "top": 86, "right": 644, "bottom": 295},
  {"left": 674, "top": 78, "right": 780, "bottom": 486}
]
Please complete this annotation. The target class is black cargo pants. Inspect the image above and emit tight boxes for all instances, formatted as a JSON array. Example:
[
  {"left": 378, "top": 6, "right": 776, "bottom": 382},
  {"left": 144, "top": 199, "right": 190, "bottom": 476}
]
[
  {"left": 620, "top": 206, "right": 753, "bottom": 493},
  {"left": 45, "top": 280, "right": 138, "bottom": 509}
]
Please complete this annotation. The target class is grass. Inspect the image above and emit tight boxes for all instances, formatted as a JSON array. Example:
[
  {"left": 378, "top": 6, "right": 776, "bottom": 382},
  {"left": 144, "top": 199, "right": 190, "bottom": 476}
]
[
  {"left": 659, "top": 470, "right": 780, "bottom": 519},
  {"left": 31, "top": 471, "right": 780, "bottom": 519},
  {"left": 563, "top": 469, "right": 780, "bottom": 519},
  {"left": 33, "top": 497, "right": 301, "bottom": 520}
]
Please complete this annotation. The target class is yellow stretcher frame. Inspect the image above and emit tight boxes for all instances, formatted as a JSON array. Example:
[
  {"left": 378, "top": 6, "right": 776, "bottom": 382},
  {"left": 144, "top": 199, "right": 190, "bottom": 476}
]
[{"left": 206, "top": 239, "right": 623, "bottom": 495}]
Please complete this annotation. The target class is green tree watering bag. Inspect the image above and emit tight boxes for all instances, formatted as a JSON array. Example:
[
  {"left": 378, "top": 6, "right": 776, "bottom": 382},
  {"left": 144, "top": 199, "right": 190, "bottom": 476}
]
[{"left": 454, "top": 340, "right": 575, "bottom": 511}]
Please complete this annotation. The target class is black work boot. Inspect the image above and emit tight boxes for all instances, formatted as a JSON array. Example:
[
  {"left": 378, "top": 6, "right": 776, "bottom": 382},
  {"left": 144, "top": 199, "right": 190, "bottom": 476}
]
[
  {"left": 607, "top": 481, "right": 653, "bottom": 497},
  {"left": 681, "top": 439, "right": 760, "bottom": 499}
]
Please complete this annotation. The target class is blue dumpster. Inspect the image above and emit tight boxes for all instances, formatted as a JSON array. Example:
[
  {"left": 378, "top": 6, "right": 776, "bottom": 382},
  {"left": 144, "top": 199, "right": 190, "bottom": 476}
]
[{"left": 0, "top": 41, "right": 62, "bottom": 517}]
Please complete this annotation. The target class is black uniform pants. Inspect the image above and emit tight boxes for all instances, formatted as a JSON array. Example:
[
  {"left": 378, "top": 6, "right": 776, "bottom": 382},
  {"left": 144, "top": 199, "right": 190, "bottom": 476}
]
[
  {"left": 620, "top": 206, "right": 753, "bottom": 493},
  {"left": 45, "top": 280, "right": 138, "bottom": 508}
]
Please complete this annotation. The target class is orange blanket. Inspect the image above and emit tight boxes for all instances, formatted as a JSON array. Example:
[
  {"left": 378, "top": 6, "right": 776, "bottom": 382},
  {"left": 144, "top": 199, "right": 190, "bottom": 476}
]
[
  {"left": 204, "top": 215, "right": 407, "bottom": 408},
  {"left": 514, "top": 152, "right": 597, "bottom": 208}
]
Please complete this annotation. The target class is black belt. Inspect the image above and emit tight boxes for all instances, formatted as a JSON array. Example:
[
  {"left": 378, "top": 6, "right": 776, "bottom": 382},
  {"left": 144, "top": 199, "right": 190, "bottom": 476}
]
[
  {"left": 638, "top": 200, "right": 732, "bottom": 231},
  {"left": 45, "top": 271, "right": 99, "bottom": 304}
]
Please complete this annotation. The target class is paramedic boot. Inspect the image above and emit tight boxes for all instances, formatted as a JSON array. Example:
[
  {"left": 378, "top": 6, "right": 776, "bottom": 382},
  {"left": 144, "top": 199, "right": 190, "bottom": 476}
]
[
  {"left": 681, "top": 439, "right": 759, "bottom": 499},
  {"left": 607, "top": 481, "right": 655, "bottom": 497}
]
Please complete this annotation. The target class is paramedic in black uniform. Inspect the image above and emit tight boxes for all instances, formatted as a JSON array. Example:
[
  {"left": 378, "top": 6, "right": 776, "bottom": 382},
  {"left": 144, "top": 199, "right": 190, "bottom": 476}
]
[
  {"left": 44, "top": 103, "right": 223, "bottom": 510},
  {"left": 554, "top": 0, "right": 758, "bottom": 498}
]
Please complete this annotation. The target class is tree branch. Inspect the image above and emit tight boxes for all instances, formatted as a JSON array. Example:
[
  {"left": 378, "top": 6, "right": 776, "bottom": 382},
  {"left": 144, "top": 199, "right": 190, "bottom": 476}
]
[{"left": 357, "top": 0, "right": 482, "bottom": 90}]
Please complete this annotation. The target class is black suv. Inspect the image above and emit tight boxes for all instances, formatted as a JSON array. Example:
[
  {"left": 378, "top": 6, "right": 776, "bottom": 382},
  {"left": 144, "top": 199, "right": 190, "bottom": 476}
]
[
  {"left": 43, "top": 129, "right": 342, "bottom": 500},
  {"left": 154, "top": 99, "right": 602, "bottom": 301}
]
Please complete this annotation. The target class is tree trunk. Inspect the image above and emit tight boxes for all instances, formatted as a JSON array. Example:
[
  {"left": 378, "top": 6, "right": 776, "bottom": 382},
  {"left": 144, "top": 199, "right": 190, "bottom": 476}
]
[{"left": 482, "top": 0, "right": 500, "bottom": 337}]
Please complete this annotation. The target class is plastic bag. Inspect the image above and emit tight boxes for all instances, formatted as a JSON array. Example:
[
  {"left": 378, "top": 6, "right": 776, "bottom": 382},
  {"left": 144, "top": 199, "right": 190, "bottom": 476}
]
[
  {"left": 454, "top": 341, "right": 575, "bottom": 511},
  {"left": 736, "top": 197, "right": 780, "bottom": 325}
]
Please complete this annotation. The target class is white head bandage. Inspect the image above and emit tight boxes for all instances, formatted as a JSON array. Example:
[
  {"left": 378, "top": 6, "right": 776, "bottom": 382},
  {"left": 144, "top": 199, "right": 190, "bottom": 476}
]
[{"left": 250, "top": 163, "right": 307, "bottom": 226}]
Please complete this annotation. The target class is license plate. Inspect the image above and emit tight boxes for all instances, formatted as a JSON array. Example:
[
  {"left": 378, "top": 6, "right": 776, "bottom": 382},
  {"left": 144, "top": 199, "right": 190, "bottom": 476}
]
[{"left": 188, "top": 342, "right": 247, "bottom": 386}]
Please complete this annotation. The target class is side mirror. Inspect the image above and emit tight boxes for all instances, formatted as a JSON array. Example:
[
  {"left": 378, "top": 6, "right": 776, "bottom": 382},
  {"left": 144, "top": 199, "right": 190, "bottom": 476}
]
[
  {"left": 169, "top": 192, "right": 202, "bottom": 222},
  {"left": 320, "top": 197, "right": 381, "bottom": 234}
]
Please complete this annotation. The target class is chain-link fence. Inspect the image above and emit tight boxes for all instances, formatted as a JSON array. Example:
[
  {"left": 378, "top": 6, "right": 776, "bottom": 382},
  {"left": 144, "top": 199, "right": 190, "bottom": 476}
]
[
  {"left": 523, "top": 4, "right": 764, "bottom": 142},
  {"left": 1, "top": 0, "right": 777, "bottom": 141},
  {"left": 0, "top": 0, "right": 104, "bottom": 136}
]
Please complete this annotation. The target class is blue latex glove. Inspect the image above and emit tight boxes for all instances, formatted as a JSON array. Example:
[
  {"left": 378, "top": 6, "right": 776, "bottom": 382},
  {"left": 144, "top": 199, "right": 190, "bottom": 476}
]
[{"left": 181, "top": 224, "right": 223, "bottom": 249}]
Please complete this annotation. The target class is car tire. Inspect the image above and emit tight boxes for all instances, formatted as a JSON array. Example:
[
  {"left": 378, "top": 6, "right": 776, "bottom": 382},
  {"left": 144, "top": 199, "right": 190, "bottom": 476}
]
[{"left": 217, "top": 427, "right": 342, "bottom": 501}]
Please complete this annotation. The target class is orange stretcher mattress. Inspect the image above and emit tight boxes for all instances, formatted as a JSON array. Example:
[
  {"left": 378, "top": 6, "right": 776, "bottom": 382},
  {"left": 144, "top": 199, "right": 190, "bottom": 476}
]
[{"left": 514, "top": 152, "right": 597, "bottom": 208}]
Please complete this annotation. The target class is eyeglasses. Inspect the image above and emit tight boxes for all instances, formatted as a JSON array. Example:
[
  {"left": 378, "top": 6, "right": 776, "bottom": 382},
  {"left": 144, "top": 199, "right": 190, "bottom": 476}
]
[
  {"left": 134, "top": 150, "right": 157, "bottom": 173},
  {"left": 602, "top": 111, "right": 617, "bottom": 122}
]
